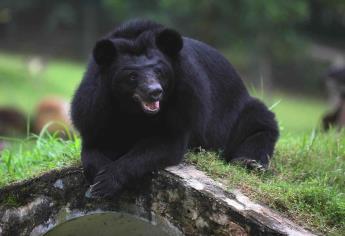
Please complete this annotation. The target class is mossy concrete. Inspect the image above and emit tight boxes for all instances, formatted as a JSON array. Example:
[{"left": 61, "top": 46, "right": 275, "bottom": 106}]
[{"left": 0, "top": 164, "right": 314, "bottom": 236}]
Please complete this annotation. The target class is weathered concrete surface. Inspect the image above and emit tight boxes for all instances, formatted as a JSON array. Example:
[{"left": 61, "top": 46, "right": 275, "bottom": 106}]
[{"left": 0, "top": 164, "right": 315, "bottom": 236}]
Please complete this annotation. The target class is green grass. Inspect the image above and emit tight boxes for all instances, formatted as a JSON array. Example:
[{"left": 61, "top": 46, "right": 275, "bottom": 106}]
[
  {"left": 0, "top": 52, "right": 343, "bottom": 235},
  {"left": 187, "top": 129, "right": 345, "bottom": 235},
  {"left": 266, "top": 94, "right": 326, "bottom": 134},
  {"left": 0, "top": 133, "right": 80, "bottom": 187}
]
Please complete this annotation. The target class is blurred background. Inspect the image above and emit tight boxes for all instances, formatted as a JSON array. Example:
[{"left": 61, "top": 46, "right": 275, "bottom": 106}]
[{"left": 1, "top": 0, "right": 345, "bottom": 135}]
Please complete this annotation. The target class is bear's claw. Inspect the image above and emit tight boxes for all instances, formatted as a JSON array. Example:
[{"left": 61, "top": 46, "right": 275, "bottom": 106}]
[
  {"left": 232, "top": 158, "right": 267, "bottom": 172},
  {"left": 89, "top": 167, "right": 123, "bottom": 198}
]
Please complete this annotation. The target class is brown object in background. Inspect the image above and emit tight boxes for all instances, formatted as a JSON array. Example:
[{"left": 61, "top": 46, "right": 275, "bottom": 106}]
[
  {"left": 323, "top": 67, "right": 345, "bottom": 130},
  {"left": 0, "top": 107, "right": 27, "bottom": 136},
  {"left": 33, "top": 97, "right": 72, "bottom": 136}
]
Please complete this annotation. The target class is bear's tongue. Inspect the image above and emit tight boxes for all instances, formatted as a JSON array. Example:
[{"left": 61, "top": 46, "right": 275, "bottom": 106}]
[{"left": 142, "top": 101, "right": 160, "bottom": 112}]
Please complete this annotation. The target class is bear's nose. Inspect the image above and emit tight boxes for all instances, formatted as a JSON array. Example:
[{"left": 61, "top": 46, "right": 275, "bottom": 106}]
[{"left": 148, "top": 85, "right": 163, "bottom": 101}]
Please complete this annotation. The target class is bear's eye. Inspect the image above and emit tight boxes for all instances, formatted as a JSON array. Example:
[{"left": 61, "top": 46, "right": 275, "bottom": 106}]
[
  {"left": 154, "top": 69, "right": 163, "bottom": 77},
  {"left": 128, "top": 72, "right": 137, "bottom": 82}
]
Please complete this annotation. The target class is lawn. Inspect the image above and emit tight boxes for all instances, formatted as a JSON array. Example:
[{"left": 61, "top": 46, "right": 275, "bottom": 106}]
[
  {"left": 0, "top": 53, "right": 83, "bottom": 113},
  {"left": 0, "top": 52, "right": 344, "bottom": 235}
]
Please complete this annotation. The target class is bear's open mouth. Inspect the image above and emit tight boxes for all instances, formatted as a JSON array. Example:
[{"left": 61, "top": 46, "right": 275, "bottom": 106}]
[
  {"left": 133, "top": 94, "right": 160, "bottom": 114},
  {"left": 141, "top": 101, "right": 160, "bottom": 113}
]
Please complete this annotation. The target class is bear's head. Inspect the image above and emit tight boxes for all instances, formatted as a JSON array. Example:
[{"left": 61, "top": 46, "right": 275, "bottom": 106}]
[{"left": 92, "top": 28, "right": 183, "bottom": 115}]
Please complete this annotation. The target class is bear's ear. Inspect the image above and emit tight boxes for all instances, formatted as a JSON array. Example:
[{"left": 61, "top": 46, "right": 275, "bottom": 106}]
[
  {"left": 156, "top": 28, "right": 183, "bottom": 57},
  {"left": 93, "top": 39, "right": 117, "bottom": 66}
]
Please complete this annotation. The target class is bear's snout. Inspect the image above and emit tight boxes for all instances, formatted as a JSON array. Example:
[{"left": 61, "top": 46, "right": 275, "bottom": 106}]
[{"left": 147, "top": 84, "right": 163, "bottom": 101}]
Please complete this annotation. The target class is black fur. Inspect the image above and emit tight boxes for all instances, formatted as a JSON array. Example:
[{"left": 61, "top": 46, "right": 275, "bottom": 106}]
[
  {"left": 71, "top": 19, "right": 279, "bottom": 198},
  {"left": 93, "top": 39, "right": 117, "bottom": 66}
]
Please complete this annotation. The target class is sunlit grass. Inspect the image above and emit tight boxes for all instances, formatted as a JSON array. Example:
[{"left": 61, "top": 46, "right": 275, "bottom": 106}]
[
  {"left": 0, "top": 51, "right": 327, "bottom": 132},
  {"left": 264, "top": 93, "right": 327, "bottom": 134},
  {"left": 0, "top": 52, "right": 83, "bottom": 113}
]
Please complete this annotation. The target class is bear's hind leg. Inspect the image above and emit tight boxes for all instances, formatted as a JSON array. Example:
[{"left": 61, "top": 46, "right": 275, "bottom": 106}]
[{"left": 224, "top": 99, "right": 279, "bottom": 170}]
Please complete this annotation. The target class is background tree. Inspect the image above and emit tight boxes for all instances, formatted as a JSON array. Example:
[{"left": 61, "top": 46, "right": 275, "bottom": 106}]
[{"left": 1, "top": 0, "right": 345, "bottom": 94}]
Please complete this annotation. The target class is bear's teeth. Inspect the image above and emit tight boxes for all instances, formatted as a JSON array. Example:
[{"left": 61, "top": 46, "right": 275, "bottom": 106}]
[{"left": 143, "top": 101, "right": 160, "bottom": 111}]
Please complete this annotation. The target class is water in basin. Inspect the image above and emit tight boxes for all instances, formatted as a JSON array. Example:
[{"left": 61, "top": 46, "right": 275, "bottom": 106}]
[{"left": 44, "top": 212, "right": 175, "bottom": 236}]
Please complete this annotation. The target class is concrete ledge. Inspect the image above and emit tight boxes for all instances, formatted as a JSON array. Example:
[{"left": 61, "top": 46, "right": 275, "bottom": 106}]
[{"left": 0, "top": 164, "right": 314, "bottom": 236}]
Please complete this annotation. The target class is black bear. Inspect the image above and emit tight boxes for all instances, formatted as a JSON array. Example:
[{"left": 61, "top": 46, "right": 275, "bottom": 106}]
[{"left": 71, "top": 20, "right": 279, "bottom": 198}]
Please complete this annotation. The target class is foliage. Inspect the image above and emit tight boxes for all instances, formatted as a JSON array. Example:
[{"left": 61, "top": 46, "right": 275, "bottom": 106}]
[
  {"left": 3, "top": 0, "right": 345, "bottom": 94},
  {"left": 103, "top": 0, "right": 308, "bottom": 50}
]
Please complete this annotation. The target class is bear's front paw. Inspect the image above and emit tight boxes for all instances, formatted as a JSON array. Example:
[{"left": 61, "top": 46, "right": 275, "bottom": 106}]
[{"left": 89, "top": 166, "right": 124, "bottom": 198}]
